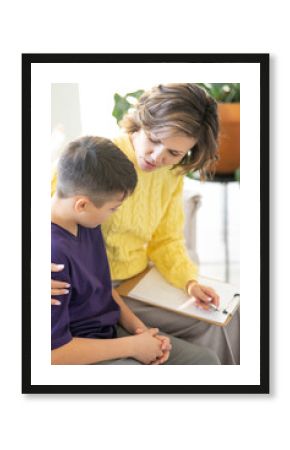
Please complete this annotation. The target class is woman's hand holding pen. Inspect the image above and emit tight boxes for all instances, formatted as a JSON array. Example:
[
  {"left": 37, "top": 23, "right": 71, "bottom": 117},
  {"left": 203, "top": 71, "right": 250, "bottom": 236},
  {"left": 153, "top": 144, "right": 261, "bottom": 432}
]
[{"left": 186, "top": 280, "right": 220, "bottom": 311}]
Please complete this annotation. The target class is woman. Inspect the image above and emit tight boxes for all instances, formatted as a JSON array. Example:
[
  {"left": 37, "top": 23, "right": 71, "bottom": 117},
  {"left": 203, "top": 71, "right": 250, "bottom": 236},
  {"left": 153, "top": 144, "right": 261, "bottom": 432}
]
[{"left": 52, "top": 83, "right": 239, "bottom": 364}]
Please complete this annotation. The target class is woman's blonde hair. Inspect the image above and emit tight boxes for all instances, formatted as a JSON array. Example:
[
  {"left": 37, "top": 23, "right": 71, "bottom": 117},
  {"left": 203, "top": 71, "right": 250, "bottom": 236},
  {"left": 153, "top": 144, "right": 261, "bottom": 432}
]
[{"left": 120, "top": 83, "right": 219, "bottom": 178}]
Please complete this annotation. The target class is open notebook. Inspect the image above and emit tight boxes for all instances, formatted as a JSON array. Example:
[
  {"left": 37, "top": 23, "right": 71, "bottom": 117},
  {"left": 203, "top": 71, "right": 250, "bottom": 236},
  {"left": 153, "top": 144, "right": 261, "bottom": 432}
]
[{"left": 117, "top": 267, "right": 240, "bottom": 327}]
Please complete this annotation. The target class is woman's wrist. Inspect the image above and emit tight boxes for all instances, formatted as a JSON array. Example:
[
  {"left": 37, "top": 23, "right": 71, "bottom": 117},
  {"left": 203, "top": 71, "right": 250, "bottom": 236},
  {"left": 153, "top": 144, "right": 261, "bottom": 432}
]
[{"left": 186, "top": 279, "right": 198, "bottom": 296}]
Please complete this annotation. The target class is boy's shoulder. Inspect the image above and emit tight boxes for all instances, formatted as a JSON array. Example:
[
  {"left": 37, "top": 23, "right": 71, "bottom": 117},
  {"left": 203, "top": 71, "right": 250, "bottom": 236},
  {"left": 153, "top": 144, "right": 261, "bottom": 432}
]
[
  {"left": 51, "top": 223, "right": 104, "bottom": 258},
  {"left": 51, "top": 223, "right": 72, "bottom": 262}
]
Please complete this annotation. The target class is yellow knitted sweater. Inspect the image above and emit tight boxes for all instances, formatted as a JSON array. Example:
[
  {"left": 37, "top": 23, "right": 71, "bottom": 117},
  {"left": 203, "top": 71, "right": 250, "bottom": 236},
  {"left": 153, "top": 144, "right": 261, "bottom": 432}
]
[{"left": 51, "top": 133, "right": 198, "bottom": 289}]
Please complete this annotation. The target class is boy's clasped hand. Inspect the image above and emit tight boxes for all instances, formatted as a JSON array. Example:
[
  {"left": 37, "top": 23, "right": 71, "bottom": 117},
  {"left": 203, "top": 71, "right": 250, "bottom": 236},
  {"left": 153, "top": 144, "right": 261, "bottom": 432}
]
[{"left": 134, "top": 327, "right": 172, "bottom": 364}]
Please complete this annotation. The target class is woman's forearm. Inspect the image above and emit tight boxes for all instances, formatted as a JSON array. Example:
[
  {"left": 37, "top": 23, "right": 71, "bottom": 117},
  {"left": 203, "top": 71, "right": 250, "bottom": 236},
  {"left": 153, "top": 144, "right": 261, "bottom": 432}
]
[{"left": 51, "top": 335, "right": 135, "bottom": 365}]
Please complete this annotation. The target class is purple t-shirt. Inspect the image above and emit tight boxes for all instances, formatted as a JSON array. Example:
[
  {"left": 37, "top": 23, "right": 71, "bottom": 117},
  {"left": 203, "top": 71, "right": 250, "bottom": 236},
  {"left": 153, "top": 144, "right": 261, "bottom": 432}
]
[{"left": 51, "top": 223, "right": 120, "bottom": 350}]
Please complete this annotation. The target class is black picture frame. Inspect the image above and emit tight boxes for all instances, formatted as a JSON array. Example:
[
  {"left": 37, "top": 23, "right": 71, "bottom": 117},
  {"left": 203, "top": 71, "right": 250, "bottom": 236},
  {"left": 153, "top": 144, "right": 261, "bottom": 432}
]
[{"left": 22, "top": 53, "right": 269, "bottom": 394}]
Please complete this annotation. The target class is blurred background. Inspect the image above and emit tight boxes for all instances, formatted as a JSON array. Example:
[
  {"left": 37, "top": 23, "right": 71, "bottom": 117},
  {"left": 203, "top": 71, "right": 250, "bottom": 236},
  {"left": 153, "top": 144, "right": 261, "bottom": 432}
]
[{"left": 51, "top": 82, "right": 240, "bottom": 287}]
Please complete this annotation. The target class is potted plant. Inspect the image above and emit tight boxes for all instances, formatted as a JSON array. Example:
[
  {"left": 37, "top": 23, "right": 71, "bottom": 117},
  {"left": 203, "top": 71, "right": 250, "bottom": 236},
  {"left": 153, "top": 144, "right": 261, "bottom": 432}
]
[{"left": 198, "top": 83, "right": 240, "bottom": 179}]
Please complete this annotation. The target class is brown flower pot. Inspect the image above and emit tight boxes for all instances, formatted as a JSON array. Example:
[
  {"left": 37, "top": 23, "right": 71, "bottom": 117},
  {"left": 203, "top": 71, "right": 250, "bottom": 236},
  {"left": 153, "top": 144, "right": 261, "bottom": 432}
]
[{"left": 215, "top": 103, "right": 240, "bottom": 175}]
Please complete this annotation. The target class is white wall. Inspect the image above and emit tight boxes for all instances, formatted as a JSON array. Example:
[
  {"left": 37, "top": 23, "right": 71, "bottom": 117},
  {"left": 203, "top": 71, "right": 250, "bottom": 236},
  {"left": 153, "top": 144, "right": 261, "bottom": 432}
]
[{"left": 51, "top": 83, "right": 82, "bottom": 161}]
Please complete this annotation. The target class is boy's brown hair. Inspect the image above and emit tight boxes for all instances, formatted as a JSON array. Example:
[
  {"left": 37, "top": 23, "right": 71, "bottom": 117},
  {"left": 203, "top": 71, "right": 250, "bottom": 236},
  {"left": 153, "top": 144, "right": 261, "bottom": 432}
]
[{"left": 57, "top": 136, "right": 137, "bottom": 207}]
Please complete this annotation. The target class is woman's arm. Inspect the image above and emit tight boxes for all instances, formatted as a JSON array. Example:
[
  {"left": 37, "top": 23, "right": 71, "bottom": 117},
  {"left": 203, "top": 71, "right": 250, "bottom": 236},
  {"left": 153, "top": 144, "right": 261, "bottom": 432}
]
[
  {"left": 147, "top": 176, "right": 198, "bottom": 290},
  {"left": 147, "top": 177, "right": 220, "bottom": 307},
  {"left": 112, "top": 289, "right": 171, "bottom": 360}
]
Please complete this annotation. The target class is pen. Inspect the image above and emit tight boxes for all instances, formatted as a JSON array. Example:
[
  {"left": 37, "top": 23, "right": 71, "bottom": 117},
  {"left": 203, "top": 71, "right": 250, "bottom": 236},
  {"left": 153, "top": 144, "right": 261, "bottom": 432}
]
[
  {"left": 209, "top": 302, "right": 219, "bottom": 312},
  {"left": 197, "top": 298, "right": 219, "bottom": 312},
  {"left": 203, "top": 301, "right": 219, "bottom": 312}
]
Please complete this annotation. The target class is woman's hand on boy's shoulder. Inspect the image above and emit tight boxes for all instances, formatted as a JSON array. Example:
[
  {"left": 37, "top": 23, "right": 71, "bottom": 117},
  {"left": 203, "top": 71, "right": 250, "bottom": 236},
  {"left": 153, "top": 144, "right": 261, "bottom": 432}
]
[{"left": 51, "top": 263, "right": 70, "bottom": 305}]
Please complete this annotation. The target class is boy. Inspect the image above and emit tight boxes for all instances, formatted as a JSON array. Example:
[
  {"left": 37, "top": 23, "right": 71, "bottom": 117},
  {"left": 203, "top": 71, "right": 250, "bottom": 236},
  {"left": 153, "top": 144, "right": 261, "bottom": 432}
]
[
  {"left": 51, "top": 136, "right": 170, "bottom": 364},
  {"left": 51, "top": 136, "right": 219, "bottom": 365}
]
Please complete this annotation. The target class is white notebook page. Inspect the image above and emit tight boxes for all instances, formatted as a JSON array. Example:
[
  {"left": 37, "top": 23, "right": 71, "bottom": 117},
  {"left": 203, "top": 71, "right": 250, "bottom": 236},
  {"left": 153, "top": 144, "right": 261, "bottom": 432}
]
[{"left": 128, "top": 268, "right": 240, "bottom": 325}]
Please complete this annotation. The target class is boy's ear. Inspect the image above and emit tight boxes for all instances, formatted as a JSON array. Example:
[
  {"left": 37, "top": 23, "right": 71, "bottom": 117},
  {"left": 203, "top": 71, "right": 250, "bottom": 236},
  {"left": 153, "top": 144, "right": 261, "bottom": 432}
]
[{"left": 74, "top": 196, "right": 90, "bottom": 213}]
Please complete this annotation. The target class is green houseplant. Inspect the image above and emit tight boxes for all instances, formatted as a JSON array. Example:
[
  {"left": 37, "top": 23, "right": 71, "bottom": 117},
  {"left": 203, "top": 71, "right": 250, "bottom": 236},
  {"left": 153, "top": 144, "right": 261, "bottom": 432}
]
[
  {"left": 112, "top": 90, "right": 144, "bottom": 124},
  {"left": 197, "top": 83, "right": 240, "bottom": 103}
]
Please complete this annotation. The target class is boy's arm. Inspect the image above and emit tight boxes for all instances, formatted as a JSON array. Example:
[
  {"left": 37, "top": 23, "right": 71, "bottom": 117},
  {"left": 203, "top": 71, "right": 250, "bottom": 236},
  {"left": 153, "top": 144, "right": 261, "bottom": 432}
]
[
  {"left": 111, "top": 290, "right": 172, "bottom": 360},
  {"left": 51, "top": 335, "right": 135, "bottom": 365},
  {"left": 52, "top": 328, "right": 165, "bottom": 365},
  {"left": 112, "top": 289, "right": 147, "bottom": 334}
]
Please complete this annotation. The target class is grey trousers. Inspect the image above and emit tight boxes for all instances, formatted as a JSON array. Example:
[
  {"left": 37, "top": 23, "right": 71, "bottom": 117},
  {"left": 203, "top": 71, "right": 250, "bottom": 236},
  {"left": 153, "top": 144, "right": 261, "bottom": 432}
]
[
  {"left": 96, "top": 325, "right": 220, "bottom": 365},
  {"left": 122, "top": 297, "right": 240, "bottom": 365}
]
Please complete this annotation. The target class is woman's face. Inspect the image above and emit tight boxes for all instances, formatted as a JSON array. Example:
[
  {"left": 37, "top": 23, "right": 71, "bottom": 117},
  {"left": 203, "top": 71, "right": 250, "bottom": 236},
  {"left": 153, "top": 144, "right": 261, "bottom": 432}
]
[{"left": 131, "top": 128, "right": 197, "bottom": 172}]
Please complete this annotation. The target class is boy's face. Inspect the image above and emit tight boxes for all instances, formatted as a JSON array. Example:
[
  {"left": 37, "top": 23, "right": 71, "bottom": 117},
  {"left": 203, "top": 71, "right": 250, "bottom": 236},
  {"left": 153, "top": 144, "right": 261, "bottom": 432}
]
[{"left": 75, "top": 193, "right": 125, "bottom": 228}]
